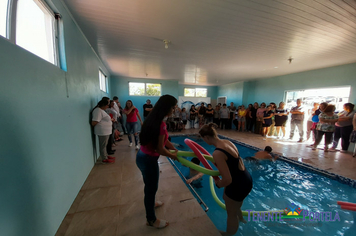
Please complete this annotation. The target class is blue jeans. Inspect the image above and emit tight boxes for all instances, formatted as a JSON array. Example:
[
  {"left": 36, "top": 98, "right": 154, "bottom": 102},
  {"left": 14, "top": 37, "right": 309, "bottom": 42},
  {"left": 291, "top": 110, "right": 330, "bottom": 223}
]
[
  {"left": 190, "top": 119, "right": 195, "bottom": 128},
  {"left": 136, "top": 150, "right": 160, "bottom": 222},
  {"left": 126, "top": 122, "right": 139, "bottom": 145},
  {"left": 205, "top": 117, "right": 213, "bottom": 124}
]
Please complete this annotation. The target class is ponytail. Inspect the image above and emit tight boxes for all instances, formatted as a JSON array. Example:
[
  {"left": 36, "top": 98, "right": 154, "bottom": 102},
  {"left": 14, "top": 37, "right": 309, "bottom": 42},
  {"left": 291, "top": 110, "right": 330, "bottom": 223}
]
[{"left": 199, "top": 123, "right": 218, "bottom": 137}]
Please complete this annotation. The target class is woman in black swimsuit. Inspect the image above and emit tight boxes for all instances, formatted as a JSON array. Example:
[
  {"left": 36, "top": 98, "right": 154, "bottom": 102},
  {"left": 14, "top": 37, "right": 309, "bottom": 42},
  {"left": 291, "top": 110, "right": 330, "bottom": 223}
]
[{"left": 199, "top": 123, "right": 253, "bottom": 235}]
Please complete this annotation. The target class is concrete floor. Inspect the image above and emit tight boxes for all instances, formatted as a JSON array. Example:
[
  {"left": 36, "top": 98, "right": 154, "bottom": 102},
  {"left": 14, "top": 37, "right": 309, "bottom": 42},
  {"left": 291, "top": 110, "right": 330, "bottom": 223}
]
[{"left": 55, "top": 129, "right": 356, "bottom": 236}]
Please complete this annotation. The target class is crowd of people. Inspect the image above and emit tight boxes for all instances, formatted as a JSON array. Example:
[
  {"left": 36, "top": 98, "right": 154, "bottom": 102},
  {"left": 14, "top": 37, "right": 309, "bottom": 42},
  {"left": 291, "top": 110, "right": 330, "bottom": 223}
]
[
  {"left": 90, "top": 94, "right": 356, "bottom": 235},
  {"left": 167, "top": 100, "right": 355, "bottom": 153},
  {"left": 91, "top": 96, "right": 356, "bottom": 164}
]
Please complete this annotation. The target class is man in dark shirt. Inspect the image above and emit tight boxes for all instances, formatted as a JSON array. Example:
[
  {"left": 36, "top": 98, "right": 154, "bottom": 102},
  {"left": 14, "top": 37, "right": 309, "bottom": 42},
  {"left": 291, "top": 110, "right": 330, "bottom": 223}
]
[{"left": 143, "top": 99, "right": 153, "bottom": 120}]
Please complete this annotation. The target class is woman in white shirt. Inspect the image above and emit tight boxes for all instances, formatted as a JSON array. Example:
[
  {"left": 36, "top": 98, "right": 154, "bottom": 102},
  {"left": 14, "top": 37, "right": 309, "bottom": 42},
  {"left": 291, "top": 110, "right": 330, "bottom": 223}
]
[{"left": 92, "top": 99, "right": 115, "bottom": 163}]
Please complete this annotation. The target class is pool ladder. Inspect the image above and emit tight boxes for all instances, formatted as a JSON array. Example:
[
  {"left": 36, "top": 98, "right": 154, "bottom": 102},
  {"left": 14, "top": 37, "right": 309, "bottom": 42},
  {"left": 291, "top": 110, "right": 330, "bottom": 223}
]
[{"left": 167, "top": 158, "right": 209, "bottom": 212}]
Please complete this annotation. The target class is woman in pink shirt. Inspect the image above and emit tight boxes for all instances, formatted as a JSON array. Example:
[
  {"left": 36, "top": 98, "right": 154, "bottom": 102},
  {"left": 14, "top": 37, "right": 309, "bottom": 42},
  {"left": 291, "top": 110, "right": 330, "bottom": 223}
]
[
  {"left": 123, "top": 100, "right": 143, "bottom": 149},
  {"left": 137, "top": 95, "right": 178, "bottom": 229}
]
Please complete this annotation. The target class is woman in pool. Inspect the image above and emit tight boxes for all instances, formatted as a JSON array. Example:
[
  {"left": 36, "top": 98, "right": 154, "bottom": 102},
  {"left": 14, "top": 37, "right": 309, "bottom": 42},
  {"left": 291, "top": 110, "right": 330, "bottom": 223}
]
[
  {"left": 137, "top": 95, "right": 178, "bottom": 229},
  {"left": 199, "top": 123, "right": 253, "bottom": 235}
]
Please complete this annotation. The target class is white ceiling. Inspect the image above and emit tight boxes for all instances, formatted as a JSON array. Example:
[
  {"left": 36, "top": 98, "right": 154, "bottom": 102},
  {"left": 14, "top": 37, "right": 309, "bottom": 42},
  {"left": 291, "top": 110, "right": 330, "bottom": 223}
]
[{"left": 62, "top": 0, "right": 356, "bottom": 85}]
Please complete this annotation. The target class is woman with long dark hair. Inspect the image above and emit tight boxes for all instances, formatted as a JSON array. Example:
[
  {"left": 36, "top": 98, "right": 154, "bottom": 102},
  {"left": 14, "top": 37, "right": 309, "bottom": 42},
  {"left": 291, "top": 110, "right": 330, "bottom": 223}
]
[
  {"left": 123, "top": 100, "right": 143, "bottom": 150},
  {"left": 137, "top": 95, "right": 178, "bottom": 229}
]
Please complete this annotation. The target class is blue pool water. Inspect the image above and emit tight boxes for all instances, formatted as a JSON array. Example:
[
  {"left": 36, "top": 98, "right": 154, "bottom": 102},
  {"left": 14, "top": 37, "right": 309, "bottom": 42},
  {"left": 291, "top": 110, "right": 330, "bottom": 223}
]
[{"left": 170, "top": 135, "right": 356, "bottom": 236}]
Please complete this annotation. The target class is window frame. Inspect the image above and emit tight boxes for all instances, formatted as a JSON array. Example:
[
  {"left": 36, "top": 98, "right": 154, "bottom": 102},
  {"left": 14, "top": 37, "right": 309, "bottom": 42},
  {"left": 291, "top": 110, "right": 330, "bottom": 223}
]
[
  {"left": 2, "top": 0, "right": 62, "bottom": 68},
  {"left": 128, "top": 82, "right": 162, "bottom": 96},
  {"left": 99, "top": 69, "right": 108, "bottom": 93},
  {"left": 184, "top": 87, "right": 208, "bottom": 98}
]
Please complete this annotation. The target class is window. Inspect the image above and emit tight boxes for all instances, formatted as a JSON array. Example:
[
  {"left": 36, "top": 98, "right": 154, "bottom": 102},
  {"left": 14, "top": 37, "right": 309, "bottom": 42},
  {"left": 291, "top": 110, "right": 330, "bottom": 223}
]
[
  {"left": 284, "top": 86, "right": 351, "bottom": 112},
  {"left": 16, "top": 0, "right": 57, "bottom": 64},
  {"left": 1, "top": 0, "right": 62, "bottom": 67},
  {"left": 146, "top": 83, "right": 161, "bottom": 96},
  {"left": 129, "top": 82, "right": 161, "bottom": 96},
  {"left": 99, "top": 70, "right": 107, "bottom": 92},
  {"left": 0, "top": 0, "right": 7, "bottom": 38},
  {"left": 184, "top": 88, "right": 207, "bottom": 97}
]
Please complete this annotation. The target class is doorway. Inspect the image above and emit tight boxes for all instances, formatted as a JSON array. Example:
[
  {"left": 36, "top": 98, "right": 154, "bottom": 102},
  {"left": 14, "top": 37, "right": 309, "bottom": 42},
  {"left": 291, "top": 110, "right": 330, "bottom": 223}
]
[{"left": 282, "top": 86, "right": 351, "bottom": 142}]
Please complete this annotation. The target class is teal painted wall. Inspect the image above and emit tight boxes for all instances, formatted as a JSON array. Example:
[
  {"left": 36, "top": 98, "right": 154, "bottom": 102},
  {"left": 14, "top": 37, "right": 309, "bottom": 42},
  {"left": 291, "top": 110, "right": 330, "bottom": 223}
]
[
  {"left": 243, "top": 63, "right": 356, "bottom": 105},
  {"left": 217, "top": 81, "right": 244, "bottom": 106},
  {"left": 0, "top": 0, "right": 110, "bottom": 235}
]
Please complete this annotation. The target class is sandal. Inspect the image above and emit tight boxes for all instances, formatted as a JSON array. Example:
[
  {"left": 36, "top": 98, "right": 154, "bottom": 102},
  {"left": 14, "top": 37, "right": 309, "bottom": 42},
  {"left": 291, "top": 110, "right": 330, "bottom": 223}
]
[
  {"left": 155, "top": 201, "right": 164, "bottom": 208},
  {"left": 146, "top": 219, "right": 169, "bottom": 229}
]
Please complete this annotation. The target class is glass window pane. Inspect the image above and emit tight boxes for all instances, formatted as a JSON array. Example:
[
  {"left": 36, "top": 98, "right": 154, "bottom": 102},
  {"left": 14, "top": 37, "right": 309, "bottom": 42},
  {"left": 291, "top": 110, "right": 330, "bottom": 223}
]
[
  {"left": 196, "top": 88, "right": 207, "bottom": 97},
  {"left": 16, "top": 0, "right": 55, "bottom": 64},
  {"left": 0, "top": 0, "right": 8, "bottom": 38},
  {"left": 146, "top": 83, "right": 161, "bottom": 96},
  {"left": 99, "top": 71, "right": 107, "bottom": 92},
  {"left": 129, "top": 82, "right": 145, "bottom": 96},
  {"left": 184, "top": 88, "right": 195, "bottom": 97}
]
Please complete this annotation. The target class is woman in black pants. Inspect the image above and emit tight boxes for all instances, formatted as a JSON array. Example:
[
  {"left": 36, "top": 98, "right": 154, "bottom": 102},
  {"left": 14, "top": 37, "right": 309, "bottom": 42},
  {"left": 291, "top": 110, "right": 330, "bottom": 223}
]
[
  {"left": 329, "top": 103, "right": 355, "bottom": 153},
  {"left": 136, "top": 95, "right": 178, "bottom": 229}
]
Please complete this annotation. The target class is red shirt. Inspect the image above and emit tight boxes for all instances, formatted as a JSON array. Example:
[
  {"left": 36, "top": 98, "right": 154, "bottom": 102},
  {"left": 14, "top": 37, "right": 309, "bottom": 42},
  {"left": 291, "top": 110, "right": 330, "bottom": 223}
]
[
  {"left": 140, "top": 122, "right": 168, "bottom": 157},
  {"left": 125, "top": 108, "right": 138, "bottom": 122}
]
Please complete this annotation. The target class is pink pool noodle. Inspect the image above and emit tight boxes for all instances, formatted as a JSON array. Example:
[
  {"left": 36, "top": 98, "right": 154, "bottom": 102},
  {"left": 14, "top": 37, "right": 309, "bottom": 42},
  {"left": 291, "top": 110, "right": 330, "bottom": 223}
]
[
  {"left": 184, "top": 138, "right": 220, "bottom": 181},
  {"left": 337, "top": 201, "right": 356, "bottom": 207}
]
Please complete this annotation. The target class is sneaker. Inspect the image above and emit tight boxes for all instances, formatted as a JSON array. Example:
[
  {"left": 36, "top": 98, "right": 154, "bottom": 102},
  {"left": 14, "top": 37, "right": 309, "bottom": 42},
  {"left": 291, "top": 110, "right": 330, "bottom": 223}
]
[
  {"left": 328, "top": 147, "right": 337, "bottom": 152},
  {"left": 135, "top": 145, "right": 140, "bottom": 150},
  {"left": 102, "top": 159, "right": 114, "bottom": 163},
  {"left": 108, "top": 156, "right": 115, "bottom": 160},
  {"left": 324, "top": 148, "right": 329, "bottom": 152},
  {"left": 298, "top": 139, "right": 303, "bottom": 143},
  {"left": 340, "top": 150, "right": 347, "bottom": 153},
  {"left": 129, "top": 143, "right": 133, "bottom": 147}
]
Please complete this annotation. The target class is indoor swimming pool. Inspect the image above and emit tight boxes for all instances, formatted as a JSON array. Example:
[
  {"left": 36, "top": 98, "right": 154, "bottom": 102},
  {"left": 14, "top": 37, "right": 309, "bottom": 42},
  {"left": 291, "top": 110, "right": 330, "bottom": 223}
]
[{"left": 169, "top": 135, "right": 356, "bottom": 236}]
